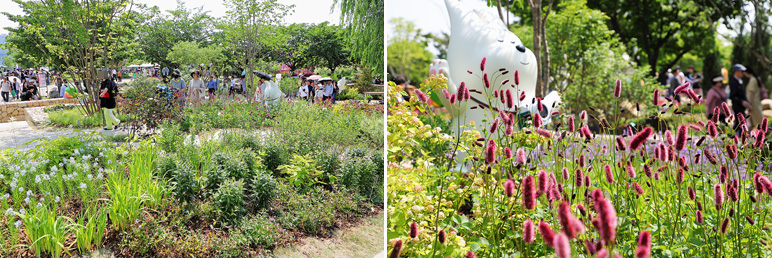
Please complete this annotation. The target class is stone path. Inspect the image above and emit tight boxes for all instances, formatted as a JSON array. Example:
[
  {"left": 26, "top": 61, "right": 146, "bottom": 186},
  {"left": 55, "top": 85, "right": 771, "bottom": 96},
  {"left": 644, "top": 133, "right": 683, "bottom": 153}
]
[{"left": 0, "top": 121, "right": 127, "bottom": 150}]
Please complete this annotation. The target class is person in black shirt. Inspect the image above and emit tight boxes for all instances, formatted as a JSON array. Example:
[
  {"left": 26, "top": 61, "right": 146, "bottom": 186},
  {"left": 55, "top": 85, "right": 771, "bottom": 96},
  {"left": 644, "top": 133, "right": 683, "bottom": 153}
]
[
  {"left": 729, "top": 64, "right": 751, "bottom": 136},
  {"left": 100, "top": 78, "right": 120, "bottom": 130}
]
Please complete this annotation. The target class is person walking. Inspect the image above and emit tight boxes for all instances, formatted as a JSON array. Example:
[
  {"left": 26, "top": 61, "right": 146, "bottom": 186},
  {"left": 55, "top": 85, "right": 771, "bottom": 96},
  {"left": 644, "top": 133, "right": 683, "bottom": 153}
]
[
  {"left": 1, "top": 78, "right": 10, "bottom": 102},
  {"left": 745, "top": 67, "right": 763, "bottom": 130},
  {"left": 12, "top": 78, "right": 20, "bottom": 100},
  {"left": 298, "top": 80, "right": 309, "bottom": 101},
  {"left": 99, "top": 77, "right": 120, "bottom": 130},
  {"left": 705, "top": 75, "right": 728, "bottom": 124},
  {"left": 729, "top": 64, "right": 752, "bottom": 136},
  {"left": 188, "top": 71, "right": 205, "bottom": 102},
  {"left": 206, "top": 75, "right": 218, "bottom": 97},
  {"left": 323, "top": 80, "right": 334, "bottom": 103}
]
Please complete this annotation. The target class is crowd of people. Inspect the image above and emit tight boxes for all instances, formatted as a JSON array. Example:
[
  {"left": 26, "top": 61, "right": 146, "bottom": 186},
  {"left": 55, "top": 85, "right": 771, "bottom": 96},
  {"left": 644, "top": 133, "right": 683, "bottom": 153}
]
[
  {"left": 0, "top": 68, "right": 62, "bottom": 102},
  {"left": 672, "top": 63, "right": 767, "bottom": 136}
]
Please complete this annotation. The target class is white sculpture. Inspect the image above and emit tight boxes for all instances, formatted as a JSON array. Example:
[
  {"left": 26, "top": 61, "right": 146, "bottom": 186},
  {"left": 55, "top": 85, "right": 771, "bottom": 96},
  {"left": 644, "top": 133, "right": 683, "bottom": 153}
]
[
  {"left": 338, "top": 77, "right": 347, "bottom": 91},
  {"left": 263, "top": 79, "right": 282, "bottom": 107},
  {"left": 429, "top": 0, "right": 561, "bottom": 135}
]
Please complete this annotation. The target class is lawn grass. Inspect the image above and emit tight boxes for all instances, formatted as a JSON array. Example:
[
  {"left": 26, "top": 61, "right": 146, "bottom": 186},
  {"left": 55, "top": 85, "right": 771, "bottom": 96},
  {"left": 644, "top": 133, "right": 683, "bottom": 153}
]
[{"left": 47, "top": 107, "right": 130, "bottom": 128}]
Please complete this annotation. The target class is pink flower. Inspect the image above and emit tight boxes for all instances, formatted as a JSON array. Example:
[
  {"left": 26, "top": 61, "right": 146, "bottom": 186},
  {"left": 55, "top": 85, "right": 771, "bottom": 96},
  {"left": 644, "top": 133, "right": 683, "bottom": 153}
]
[
  {"left": 596, "top": 198, "right": 618, "bottom": 245},
  {"left": 523, "top": 219, "right": 535, "bottom": 243},
  {"left": 756, "top": 130, "right": 766, "bottom": 148},
  {"left": 409, "top": 222, "right": 418, "bottom": 238},
  {"left": 505, "top": 89, "right": 514, "bottom": 109},
  {"left": 514, "top": 70, "right": 520, "bottom": 85},
  {"left": 523, "top": 175, "right": 536, "bottom": 209},
  {"left": 536, "top": 128, "right": 552, "bottom": 138},
  {"left": 635, "top": 231, "right": 652, "bottom": 258},
  {"left": 629, "top": 127, "right": 653, "bottom": 151},
  {"left": 539, "top": 220, "right": 556, "bottom": 247},
  {"left": 696, "top": 210, "right": 704, "bottom": 224},
  {"left": 615, "top": 137, "right": 626, "bottom": 151},
  {"left": 516, "top": 148, "right": 527, "bottom": 166},
  {"left": 533, "top": 113, "right": 542, "bottom": 128},
  {"left": 653, "top": 89, "right": 660, "bottom": 106},
  {"left": 614, "top": 79, "right": 622, "bottom": 98},
  {"left": 504, "top": 147, "right": 512, "bottom": 159},
  {"left": 567, "top": 116, "right": 575, "bottom": 132},
  {"left": 483, "top": 73, "right": 490, "bottom": 88},
  {"left": 714, "top": 183, "right": 724, "bottom": 210},
  {"left": 519, "top": 90, "right": 526, "bottom": 101},
  {"left": 414, "top": 89, "right": 428, "bottom": 103},
  {"left": 490, "top": 118, "right": 500, "bottom": 134},
  {"left": 480, "top": 57, "right": 486, "bottom": 71},
  {"left": 604, "top": 164, "right": 615, "bottom": 183},
  {"left": 485, "top": 140, "right": 496, "bottom": 164},
  {"left": 674, "top": 82, "right": 691, "bottom": 95},
  {"left": 721, "top": 218, "right": 730, "bottom": 234},
  {"left": 721, "top": 102, "right": 731, "bottom": 116},
  {"left": 575, "top": 169, "right": 584, "bottom": 188},
  {"left": 675, "top": 125, "right": 688, "bottom": 151},
  {"left": 762, "top": 118, "right": 769, "bottom": 132},
  {"left": 664, "top": 130, "right": 674, "bottom": 146},
  {"left": 389, "top": 239, "right": 402, "bottom": 258},
  {"left": 726, "top": 144, "right": 738, "bottom": 159},
  {"left": 554, "top": 233, "right": 571, "bottom": 258},
  {"left": 441, "top": 88, "right": 451, "bottom": 100},
  {"left": 504, "top": 179, "right": 515, "bottom": 197},
  {"left": 633, "top": 182, "right": 644, "bottom": 195},
  {"left": 438, "top": 229, "right": 446, "bottom": 244},
  {"left": 626, "top": 164, "right": 636, "bottom": 178}
]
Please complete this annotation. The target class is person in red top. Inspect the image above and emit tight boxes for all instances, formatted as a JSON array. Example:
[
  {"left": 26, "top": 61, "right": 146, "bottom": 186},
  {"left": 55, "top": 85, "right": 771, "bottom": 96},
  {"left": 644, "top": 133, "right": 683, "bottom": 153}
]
[{"left": 705, "top": 75, "right": 728, "bottom": 124}]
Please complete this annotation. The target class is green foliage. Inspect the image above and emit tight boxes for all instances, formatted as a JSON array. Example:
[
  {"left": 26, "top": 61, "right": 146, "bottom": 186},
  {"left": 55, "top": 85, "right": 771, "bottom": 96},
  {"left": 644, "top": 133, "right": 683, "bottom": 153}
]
[
  {"left": 340, "top": 148, "right": 382, "bottom": 204},
  {"left": 166, "top": 41, "right": 225, "bottom": 70},
  {"left": 230, "top": 212, "right": 282, "bottom": 249},
  {"left": 120, "top": 75, "right": 185, "bottom": 136},
  {"left": 172, "top": 164, "right": 200, "bottom": 205},
  {"left": 387, "top": 18, "right": 434, "bottom": 85},
  {"left": 337, "top": 87, "right": 364, "bottom": 100},
  {"left": 278, "top": 154, "right": 331, "bottom": 193},
  {"left": 136, "top": 1, "right": 214, "bottom": 67},
  {"left": 213, "top": 178, "right": 247, "bottom": 224},
  {"left": 47, "top": 106, "right": 130, "bottom": 129},
  {"left": 333, "top": 0, "right": 384, "bottom": 72},
  {"left": 19, "top": 206, "right": 72, "bottom": 258},
  {"left": 74, "top": 207, "right": 108, "bottom": 254},
  {"left": 249, "top": 171, "right": 277, "bottom": 210}
]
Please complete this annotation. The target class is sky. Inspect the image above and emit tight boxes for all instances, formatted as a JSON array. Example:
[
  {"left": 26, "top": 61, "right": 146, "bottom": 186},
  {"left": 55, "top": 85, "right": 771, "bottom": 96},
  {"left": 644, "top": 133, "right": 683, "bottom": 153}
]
[{"left": 0, "top": 0, "right": 342, "bottom": 34}]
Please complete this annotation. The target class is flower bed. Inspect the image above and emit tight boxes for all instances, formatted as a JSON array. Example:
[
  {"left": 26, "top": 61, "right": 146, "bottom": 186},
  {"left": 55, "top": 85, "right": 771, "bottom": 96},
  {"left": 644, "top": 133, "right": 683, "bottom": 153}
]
[{"left": 387, "top": 65, "right": 772, "bottom": 257}]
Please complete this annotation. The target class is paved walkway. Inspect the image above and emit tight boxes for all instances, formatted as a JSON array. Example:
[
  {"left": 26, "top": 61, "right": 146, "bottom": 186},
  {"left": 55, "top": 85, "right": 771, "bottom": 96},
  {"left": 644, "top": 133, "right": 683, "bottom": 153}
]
[{"left": 0, "top": 121, "right": 126, "bottom": 150}]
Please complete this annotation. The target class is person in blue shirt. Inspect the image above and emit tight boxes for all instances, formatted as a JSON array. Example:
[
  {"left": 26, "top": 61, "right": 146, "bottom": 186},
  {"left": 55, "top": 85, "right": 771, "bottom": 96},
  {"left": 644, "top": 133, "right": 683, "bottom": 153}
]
[
  {"left": 207, "top": 75, "right": 218, "bottom": 96},
  {"left": 323, "top": 81, "right": 334, "bottom": 102}
]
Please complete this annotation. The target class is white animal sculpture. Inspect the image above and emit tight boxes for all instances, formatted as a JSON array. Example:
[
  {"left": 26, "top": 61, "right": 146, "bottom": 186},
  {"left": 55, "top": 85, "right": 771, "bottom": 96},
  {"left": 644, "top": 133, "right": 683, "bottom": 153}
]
[
  {"left": 338, "top": 77, "right": 347, "bottom": 91},
  {"left": 263, "top": 80, "right": 282, "bottom": 107},
  {"left": 429, "top": 0, "right": 561, "bottom": 135}
]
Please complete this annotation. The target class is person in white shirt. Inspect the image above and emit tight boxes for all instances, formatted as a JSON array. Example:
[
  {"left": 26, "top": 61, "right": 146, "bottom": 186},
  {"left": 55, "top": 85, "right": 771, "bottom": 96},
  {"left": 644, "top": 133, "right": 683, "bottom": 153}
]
[
  {"left": 298, "top": 80, "right": 309, "bottom": 100},
  {"left": 188, "top": 71, "right": 206, "bottom": 102},
  {"left": 1, "top": 78, "right": 11, "bottom": 102}
]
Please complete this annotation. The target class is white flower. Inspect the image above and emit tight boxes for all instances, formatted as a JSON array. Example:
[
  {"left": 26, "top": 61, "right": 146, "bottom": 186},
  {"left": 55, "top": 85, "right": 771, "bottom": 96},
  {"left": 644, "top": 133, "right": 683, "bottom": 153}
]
[
  {"left": 54, "top": 196, "right": 60, "bottom": 203},
  {"left": 5, "top": 208, "right": 14, "bottom": 216},
  {"left": 26, "top": 190, "right": 32, "bottom": 196},
  {"left": 36, "top": 203, "right": 43, "bottom": 209},
  {"left": 34, "top": 175, "right": 41, "bottom": 184},
  {"left": 20, "top": 169, "right": 26, "bottom": 176},
  {"left": 74, "top": 149, "right": 80, "bottom": 155},
  {"left": 87, "top": 174, "right": 93, "bottom": 180},
  {"left": 2, "top": 193, "right": 8, "bottom": 199},
  {"left": 79, "top": 183, "right": 87, "bottom": 191},
  {"left": 0, "top": 174, "right": 4, "bottom": 179},
  {"left": 51, "top": 166, "right": 58, "bottom": 172},
  {"left": 122, "top": 151, "right": 128, "bottom": 156},
  {"left": 18, "top": 187, "right": 23, "bottom": 193},
  {"left": 14, "top": 220, "right": 21, "bottom": 228},
  {"left": 108, "top": 160, "right": 112, "bottom": 164},
  {"left": 18, "top": 209, "right": 25, "bottom": 215},
  {"left": 58, "top": 162, "right": 63, "bottom": 167},
  {"left": 24, "top": 197, "right": 30, "bottom": 204}
]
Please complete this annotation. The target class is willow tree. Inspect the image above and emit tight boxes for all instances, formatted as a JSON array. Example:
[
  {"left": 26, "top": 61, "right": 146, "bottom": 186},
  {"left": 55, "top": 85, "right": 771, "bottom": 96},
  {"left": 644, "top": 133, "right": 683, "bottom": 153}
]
[
  {"left": 332, "top": 0, "right": 384, "bottom": 73},
  {"left": 3, "top": 0, "right": 137, "bottom": 115},
  {"left": 220, "top": 0, "right": 293, "bottom": 101}
]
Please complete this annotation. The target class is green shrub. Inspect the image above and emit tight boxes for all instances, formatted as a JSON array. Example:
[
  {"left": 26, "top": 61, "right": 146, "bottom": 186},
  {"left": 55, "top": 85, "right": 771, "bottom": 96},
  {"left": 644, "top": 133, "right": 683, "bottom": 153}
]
[
  {"left": 279, "top": 154, "right": 333, "bottom": 193},
  {"left": 172, "top": 164, "right": 200, "bottom": 205},
  {"left": 157, "top": 155, "right": 178, "bottom": 180},
  {"left": 231, "top": 212, "right": 282, "bottom": 249},
  {"left": 340, "top": 149, "right": 383, "bottom": 204},
  {"left": 47, "top": 107, "right": 130, "bottom": 128},
  {"left": 260, "top": 142, "right": 287, "bottom": 176},
  {"left": 249, "top": 171, "right": 277, "bottom": 210},
  {"left": 214, "top": 178, "right": 247, "bottom": 224},
  {"left": 317, "top": 149, "right": 341, "bottom": 185}
]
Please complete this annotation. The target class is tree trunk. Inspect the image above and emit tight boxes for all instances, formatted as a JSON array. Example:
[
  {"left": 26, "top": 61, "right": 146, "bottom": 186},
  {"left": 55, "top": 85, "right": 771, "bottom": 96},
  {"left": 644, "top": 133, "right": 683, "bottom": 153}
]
[
  {"left": 541, "top": 14, "right": 550, "bottom": 97},
  {"left": 529, "top": 0, "right": 543, "bottom": 98}
]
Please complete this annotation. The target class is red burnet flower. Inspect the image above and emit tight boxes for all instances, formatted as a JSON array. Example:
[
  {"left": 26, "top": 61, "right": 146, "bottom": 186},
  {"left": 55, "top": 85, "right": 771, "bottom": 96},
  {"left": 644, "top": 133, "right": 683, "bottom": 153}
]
[
  {"left": 483, "top": 73, "right": 490, "bottom": 88},
  {"left": 562, "top": 167, "right": 570, "bottom": 180},
  {"left": 490, "top": 118, "right": 500, "bottom": 134},
  {"left": 703, "top": 149, "right": 717, "bottom": 165},
  {"left": 714, "top": 183, "right": 724, "bottom": 210},
  {"left": 643, "top": 164, "right": 652, "bottom": 178},
  {"left": 720, "top": 218, "right": 730, "bottom": 234},
  {"left": 485, "top": 139, "right": 497, "bottom": 164},
  {"left": 505, "top": 89, "right": 514, "bottom": 109},
  {"left": 388, "top": 239, "right": 402, "bottom": 258},
  {"left": 480, "top": 57, "right": 486, "bottom": 71},
  {"left": 532, "top": 113, "right": 542, "bottom": 128},
  {"left": 721, "top": 102, "right": 732, "bottom": 116},
  {"left": 523, "top": 219, "right": 535, "bottom": 243},
  {"left": 558, "top": 202, "right": 579, "bottom": 238},
  {"left": 604, "top": 164, "right": 615, "bottom": 183},
  {"left": 523, "top": 175, "right": 536, "bottom": 209},
  {"left": 537, "top": 97, "right": 543, "bottom": 112},
  {"left": 503, "top": 147, "right": 512, "bottom": 159},
  {"left": 706, "top": 120, "right": 718, "bottom": 138},
  {"left": 676, "top": 168, "right": 685, "bottom": 184},
  {"left": 688, "top": 186, "right": 696, "bottom": 200},
  {"left": 539, "top": 220, "right": 556, "bottom": 248},
  {"left": 727, "top": 183, "right": 739, "bottom": 202},
  {"left": 695, "top": 210, "right": 704, "bottom": 224},
  {"left": 409, "top": 222, "right": 418, "bottom": 238},
  {"left": 614, "top": 79, "right": 622, "bottom": 98},
  {"left": 519, "top": 90, "right": 526, "bottom": 101},
  {"left": 675, "top": 125, "right": 688, "bottom": 151},
  {"left": 758, "top": 175, "right": 772, "bottom": 196},
  {"left": 414, "top": 89, "right": 429, "bottom": 103},
  {"left": 756, "top": 130, "right": 766, "bottom": 148},
  {"left": 719, "top": 166, "right": 728, "bottom": 184},
  {"left": 580, "top": 110, "right": 587, "bottom": 120},
  {"left": 615, "top": 137, "right": 627, "bottom": 151},
  {"left": 674, "top": 82, "right": 691, "bottom": 95},
  {"left": 726, "top": 144, "right": 738, "bottom": 159},
  {"left": 626, "top": 164, "right": 636, "bottom": 178},
  {"left": 629, "top": 127, "right": 653, "bottom": 151},
  {"left": 653, "top": 89, "right": 660, "bottom": 106},
  {"left": 466, "top": 251, "right": 477, "bottom": 258},
  {"left": 567, "top": 116, "right": 575, "bottom": 132},
  {"left": 536, "top": 128, "right": 552, "bottom": 138},
  {"left": 633, "top": 182, "right": 644, "bottom": 195},
  {"left": 574, "top": 169, "right": 584, "bottom": 188},
  {"left": 516, "top": 148, "right": 527, "bottom": 166},
  {"left": 635, "top": 231, "right": 652, "bottom": 258},
  {"left": 596, "top": 198, "right": 618, "bottom": 246},
  {"left": 504, "top": 179, "right": 515, "bottom": 198},
  {"left": 762, "top": 117, "right": 769, "bottom": 132},
  {"left": 553, "top": 233, "right": 571, "bottom": 258}
]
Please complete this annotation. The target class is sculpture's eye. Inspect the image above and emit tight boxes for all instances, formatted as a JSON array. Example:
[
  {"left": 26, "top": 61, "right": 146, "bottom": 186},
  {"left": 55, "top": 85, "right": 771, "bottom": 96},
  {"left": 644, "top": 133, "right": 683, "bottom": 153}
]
[{"left": 511, "top": 40, "right": 517, "bottom": 44}]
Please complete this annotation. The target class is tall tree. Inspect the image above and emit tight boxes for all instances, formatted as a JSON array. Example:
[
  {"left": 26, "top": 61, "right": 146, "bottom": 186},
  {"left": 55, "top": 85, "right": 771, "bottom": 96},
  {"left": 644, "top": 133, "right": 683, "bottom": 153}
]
[
  {"left": 3, "top": 0, "right": 137, "bottom": 115},
  {"left": 135, "top": 1, "right": 214, "bottom": 68},
  {"left": 387, "top": 18, "right": 432, "bottom": 86},
  {"left": 586, "top": 0, "right": 729, "bottom": 83},
  {"left": 332, "top": 0, "right": 384, "bottom": 73},
  {"left": 306, "top": 22, "right": 351, "bottom": 75},
  {"left": 221, "top": 0, "right": 293, "bottom": 100}
]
